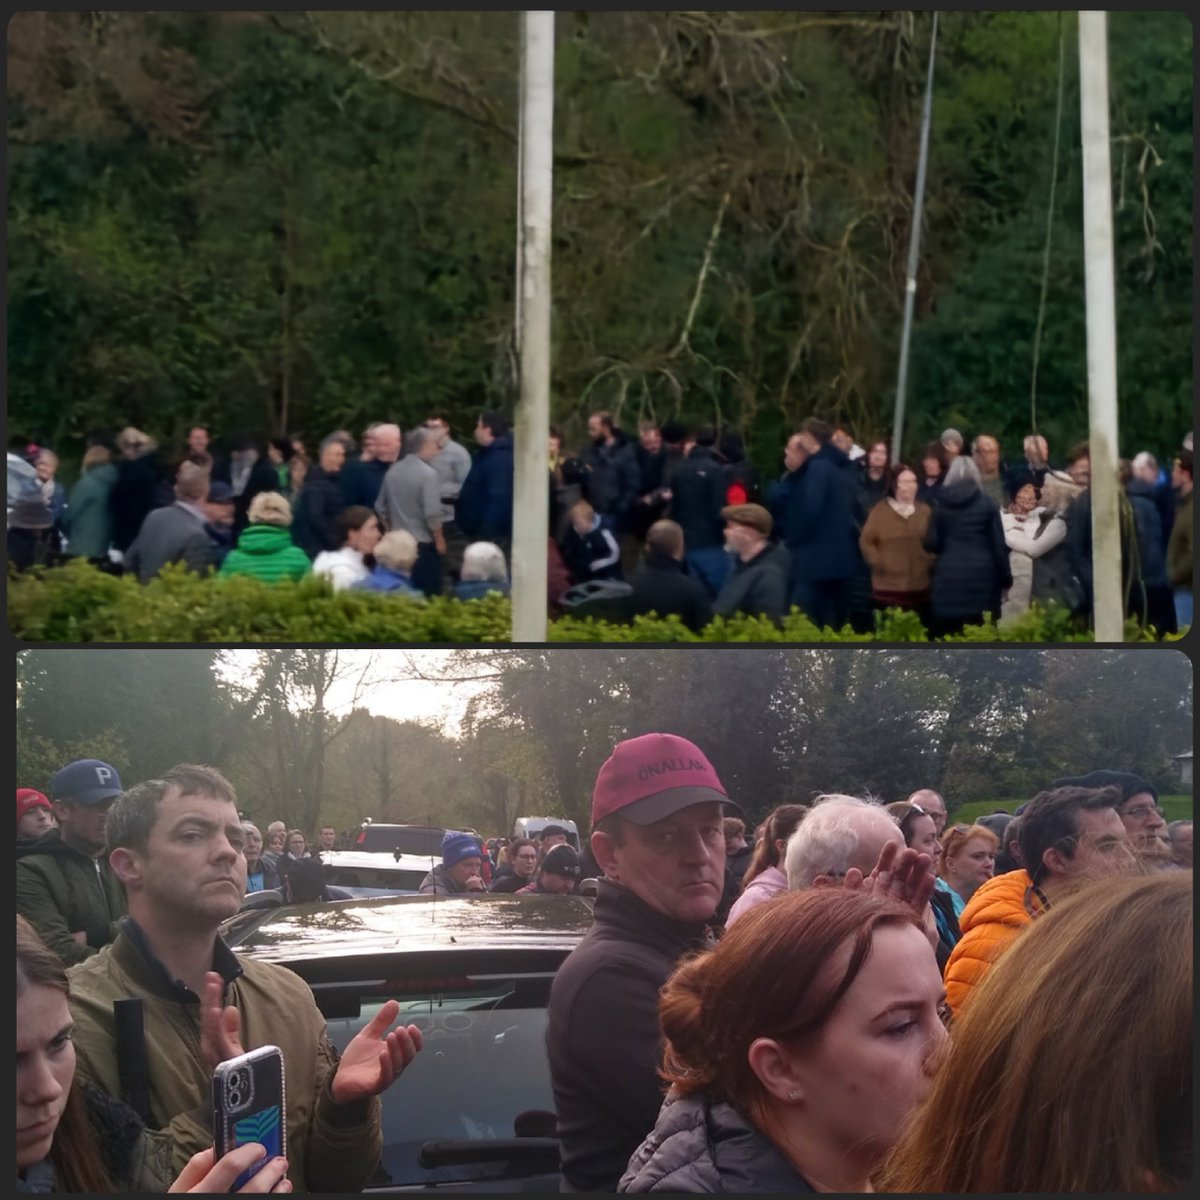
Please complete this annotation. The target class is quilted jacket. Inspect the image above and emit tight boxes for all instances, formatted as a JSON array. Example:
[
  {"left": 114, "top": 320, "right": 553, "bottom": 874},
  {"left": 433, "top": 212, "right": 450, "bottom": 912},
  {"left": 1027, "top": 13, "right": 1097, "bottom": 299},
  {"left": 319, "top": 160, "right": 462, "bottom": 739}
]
[{"left": 943, "top": 869, "right": 1045, "bottom": 1018}]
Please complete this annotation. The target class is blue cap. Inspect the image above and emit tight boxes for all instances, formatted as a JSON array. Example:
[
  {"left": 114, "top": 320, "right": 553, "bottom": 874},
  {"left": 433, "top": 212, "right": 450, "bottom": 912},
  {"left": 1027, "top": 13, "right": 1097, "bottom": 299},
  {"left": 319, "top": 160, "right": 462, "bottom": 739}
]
[
  {"left": 50, "top": 759, "right": 123, "bottom": 806},
  {"left": 207, "top": 481, "right": 235, "bottom": 504},
  {"left": 442, "top": 830, "right": 482, "bottom": 869}
]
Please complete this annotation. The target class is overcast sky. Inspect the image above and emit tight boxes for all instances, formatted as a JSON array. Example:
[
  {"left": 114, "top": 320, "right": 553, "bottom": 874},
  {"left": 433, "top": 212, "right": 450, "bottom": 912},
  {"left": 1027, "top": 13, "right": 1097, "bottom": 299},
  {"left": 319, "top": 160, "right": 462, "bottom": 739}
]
[{"left": 218, "top": 650, "right": 490, "bottom": 735}]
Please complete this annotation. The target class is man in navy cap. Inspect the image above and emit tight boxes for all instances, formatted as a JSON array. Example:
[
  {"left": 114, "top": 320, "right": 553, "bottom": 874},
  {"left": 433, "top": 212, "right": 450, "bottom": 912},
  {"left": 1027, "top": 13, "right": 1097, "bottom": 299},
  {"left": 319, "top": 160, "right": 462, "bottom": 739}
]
[{"left": 16, "top": 758, "right": 127, "bottom": 964}]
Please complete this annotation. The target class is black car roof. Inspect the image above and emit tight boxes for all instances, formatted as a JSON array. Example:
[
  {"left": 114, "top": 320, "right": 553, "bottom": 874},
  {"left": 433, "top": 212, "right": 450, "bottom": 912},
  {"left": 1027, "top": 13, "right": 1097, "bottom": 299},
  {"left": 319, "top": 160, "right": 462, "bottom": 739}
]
[{"left": 222, "top": 893, "right": 595, "bottom": 975}]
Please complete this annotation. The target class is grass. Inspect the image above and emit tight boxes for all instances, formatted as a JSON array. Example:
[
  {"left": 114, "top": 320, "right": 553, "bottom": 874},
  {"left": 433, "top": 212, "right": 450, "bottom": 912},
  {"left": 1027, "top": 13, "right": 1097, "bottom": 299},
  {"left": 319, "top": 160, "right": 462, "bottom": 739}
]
[{"left": 952, "top": 794, "right": 1192, "bottom": 825}]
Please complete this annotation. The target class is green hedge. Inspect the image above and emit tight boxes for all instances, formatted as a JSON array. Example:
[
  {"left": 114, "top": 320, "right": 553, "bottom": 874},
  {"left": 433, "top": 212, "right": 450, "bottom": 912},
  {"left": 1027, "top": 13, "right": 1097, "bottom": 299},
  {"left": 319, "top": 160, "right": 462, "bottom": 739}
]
[{"left": 7, "top": 560, "right": 1161, "bottom": 643}]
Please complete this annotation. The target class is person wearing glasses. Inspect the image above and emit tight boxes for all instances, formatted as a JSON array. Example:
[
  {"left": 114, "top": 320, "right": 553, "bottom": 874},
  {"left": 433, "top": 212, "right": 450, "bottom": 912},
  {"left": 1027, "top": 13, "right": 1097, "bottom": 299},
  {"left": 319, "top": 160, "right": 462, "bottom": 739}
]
[
  {"left": 904, "top": 788, "right": 947, "bottom": 836},
  {"left": 489, "top": 838, "right": 540, "bottom": 893},
  {"left": 1054, "top": 770, "right": 1173, "bottom": 871},
  {"left": 943, "top": 784, "right": 1136, "bottom": 1019}
]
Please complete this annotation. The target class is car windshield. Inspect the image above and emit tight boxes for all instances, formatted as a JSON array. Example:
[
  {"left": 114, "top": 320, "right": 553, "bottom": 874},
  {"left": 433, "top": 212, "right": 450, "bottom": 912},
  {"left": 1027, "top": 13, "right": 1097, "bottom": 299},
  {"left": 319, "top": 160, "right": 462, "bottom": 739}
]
[
  {"left": 321, "top": 977, "right": 557, "bottom": 1187},
  {"left": 357, "top": 826, "right": 447, "bottom": 857}
]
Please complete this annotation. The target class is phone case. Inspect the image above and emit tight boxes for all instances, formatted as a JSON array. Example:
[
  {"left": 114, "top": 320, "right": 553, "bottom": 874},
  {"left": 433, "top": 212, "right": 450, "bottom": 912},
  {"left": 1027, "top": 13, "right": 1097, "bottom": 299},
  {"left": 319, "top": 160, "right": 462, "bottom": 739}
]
[{"left": 212, "top": 1045, "right": 287, "bottom": 1191}]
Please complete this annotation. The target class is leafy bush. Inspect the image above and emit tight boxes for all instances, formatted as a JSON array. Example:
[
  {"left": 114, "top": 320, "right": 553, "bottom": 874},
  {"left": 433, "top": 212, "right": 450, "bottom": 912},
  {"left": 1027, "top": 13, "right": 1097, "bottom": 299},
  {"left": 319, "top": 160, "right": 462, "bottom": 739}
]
[{"left": 7, "top": 560, "right": 1159, "bottom": 643}]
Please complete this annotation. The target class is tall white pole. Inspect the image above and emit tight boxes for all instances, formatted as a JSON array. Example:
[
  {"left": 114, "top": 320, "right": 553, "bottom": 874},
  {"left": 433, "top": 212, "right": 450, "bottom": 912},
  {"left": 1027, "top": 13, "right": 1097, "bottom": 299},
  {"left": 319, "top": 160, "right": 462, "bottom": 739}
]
[
  {"left": 891, "top": 11, "right": 938, "bottom": 466},
  {"left": 1078, "top": 11, "right": 1124, "bottom": 641},
  {"left": 511, "top": 11, "right": 554, "bottom": 642}
]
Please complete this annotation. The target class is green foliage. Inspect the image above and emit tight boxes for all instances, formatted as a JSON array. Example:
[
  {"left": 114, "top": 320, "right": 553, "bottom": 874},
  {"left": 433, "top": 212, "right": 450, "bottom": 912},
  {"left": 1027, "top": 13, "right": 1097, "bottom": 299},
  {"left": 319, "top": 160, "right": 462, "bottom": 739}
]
[
  {"left": 7, "top": 10, "right": 1189, "bottom": 466},
  {"left": 8, "top": 560, "right": 1159, "bottom": 643}
]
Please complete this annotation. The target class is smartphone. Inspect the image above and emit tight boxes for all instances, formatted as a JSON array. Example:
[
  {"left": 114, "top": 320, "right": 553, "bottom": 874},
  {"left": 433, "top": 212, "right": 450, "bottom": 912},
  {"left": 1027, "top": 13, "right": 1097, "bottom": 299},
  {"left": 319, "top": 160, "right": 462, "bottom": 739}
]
[{"left": 212, "top": 1045, "right": 287, "bottom": 1191}]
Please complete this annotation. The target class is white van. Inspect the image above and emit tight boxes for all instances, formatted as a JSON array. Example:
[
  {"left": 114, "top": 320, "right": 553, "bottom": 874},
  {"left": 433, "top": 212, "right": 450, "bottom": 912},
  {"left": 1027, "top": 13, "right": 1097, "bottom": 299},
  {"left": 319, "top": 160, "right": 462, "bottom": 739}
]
[{"left": 513, "top": 816, "right": 581, "bottom": 850}]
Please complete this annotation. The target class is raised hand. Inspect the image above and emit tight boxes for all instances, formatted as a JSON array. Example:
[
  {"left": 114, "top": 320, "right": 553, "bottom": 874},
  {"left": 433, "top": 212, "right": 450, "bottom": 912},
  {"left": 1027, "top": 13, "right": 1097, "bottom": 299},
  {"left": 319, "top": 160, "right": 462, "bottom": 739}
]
[
  {"left": 200, "top": 971, "right": 244, "bottom": 1071},
  {"left": 844, "top": 840, "right": 936, "bottom": 916},
  {"left": 330, "top": 1000, "right": 424, "bottom": 1105}
]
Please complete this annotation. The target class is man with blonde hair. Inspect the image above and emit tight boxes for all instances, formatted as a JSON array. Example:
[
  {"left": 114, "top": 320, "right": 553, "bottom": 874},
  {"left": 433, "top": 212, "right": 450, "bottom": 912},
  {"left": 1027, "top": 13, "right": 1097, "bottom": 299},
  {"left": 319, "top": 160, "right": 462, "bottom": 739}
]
[{"left": 123, "top": 462, "right": 214, "bottom": 583}]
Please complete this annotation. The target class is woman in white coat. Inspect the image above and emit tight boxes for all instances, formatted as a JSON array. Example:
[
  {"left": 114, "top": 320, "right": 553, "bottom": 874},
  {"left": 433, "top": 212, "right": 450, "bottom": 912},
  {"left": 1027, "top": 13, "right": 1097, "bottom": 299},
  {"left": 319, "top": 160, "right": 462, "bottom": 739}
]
[{"left": 1000, "top": 482, "right": 1066, "bottom": 621}]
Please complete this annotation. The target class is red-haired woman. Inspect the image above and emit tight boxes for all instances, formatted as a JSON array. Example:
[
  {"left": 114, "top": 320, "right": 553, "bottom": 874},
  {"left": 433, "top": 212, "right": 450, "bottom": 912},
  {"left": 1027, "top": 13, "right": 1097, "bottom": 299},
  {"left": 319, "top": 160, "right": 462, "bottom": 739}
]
[{"left": 619, "top": 889, "right": 946, "bottom": 1193}]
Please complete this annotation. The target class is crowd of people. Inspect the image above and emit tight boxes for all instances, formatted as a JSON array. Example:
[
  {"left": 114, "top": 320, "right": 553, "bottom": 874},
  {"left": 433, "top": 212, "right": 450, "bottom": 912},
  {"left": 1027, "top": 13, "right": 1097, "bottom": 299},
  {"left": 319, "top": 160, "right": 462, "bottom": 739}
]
[
  {"left": 15, "top": 740, "right": 1192, "bottom": 1192},
  {"left": 7, "top": 415, "right": 1193, "bottom": 635}
]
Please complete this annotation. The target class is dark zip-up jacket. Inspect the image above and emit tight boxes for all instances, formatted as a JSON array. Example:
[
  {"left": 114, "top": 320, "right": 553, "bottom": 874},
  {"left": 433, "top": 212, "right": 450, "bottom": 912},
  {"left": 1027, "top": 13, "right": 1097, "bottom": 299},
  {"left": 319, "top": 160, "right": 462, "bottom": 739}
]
[
  {"left": 714, "top": 542, "right": 790, "bottom": 623},
  {"left": 668, "top": 447, "right": 729, "bottom": 550},
  {"left": 16, "top": 830, "right": 127, "bottom": 965},
  {"left": 619, "top": 1090, "right": 815, "bottom": 1193},
  {"left": 546, "top": 880, "right": 712, "bottom": 1193}
]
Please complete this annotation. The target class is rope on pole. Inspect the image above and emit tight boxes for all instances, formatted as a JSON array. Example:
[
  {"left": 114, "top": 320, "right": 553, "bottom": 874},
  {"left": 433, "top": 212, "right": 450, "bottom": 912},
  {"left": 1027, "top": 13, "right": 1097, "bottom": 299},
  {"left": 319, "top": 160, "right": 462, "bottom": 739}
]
[
  {"left": 890, "top": 11, "right": 939, "bottom": 465},
  {"left": 1030, "top": 12, "right": 1067, "bottom": 436}
]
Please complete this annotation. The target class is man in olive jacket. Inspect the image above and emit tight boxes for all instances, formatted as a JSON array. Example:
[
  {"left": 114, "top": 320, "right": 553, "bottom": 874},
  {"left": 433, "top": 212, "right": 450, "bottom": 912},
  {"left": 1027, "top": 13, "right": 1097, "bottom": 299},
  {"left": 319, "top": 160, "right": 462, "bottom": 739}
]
[
  {"left": 67, "top": 763, "right": 425, "bottom": 1191},
  {"left": 16, "top": 758, "right": 127, "bottom": 965}
]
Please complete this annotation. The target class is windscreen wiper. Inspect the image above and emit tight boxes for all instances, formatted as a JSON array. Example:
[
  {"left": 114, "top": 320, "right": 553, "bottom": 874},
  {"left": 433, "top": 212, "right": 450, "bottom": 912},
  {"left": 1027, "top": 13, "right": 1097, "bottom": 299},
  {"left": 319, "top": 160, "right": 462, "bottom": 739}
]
[{"left": 417, "top": 1138, "right": 559, "bottom": 1169}]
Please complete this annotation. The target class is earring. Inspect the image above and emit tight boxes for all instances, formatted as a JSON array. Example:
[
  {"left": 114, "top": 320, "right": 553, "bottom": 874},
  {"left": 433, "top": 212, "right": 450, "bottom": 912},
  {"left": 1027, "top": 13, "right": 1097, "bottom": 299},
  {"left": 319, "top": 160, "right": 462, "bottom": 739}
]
[{"left": 787, "top": 1089, "right": 799, "bottom": 1101}]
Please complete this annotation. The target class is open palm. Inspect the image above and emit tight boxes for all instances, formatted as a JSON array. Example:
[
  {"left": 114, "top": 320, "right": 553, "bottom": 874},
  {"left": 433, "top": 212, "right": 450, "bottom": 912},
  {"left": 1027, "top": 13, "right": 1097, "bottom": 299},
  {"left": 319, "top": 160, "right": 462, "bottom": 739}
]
[{"left": 330, "top": 1000, "right": 424, "bottom": 1105}]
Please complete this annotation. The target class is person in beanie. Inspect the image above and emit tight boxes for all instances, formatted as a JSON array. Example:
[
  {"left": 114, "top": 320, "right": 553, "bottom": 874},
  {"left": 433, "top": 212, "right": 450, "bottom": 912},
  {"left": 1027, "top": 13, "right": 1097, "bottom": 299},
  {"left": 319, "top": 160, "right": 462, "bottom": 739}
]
[
  {"left": 418, "top": 831, "right": 487, "bottom": 895},
  {"left": 517, "top": 844, "right": 583, "bottom": 895},
  {"left": 1053, "top": 769, "right": 1172, "bottom": 871},
  {"left": 713, "top": 503, "right": 789, "bottom": 623},
  {"left": 17, "top": 788, "right": 56, "bottom": 842},
  {"left": 546, "top": 733, "right": 741, "bottom": 1192},
  {"left": 16, "top": 760, "right": 127, "bottom": 965}
]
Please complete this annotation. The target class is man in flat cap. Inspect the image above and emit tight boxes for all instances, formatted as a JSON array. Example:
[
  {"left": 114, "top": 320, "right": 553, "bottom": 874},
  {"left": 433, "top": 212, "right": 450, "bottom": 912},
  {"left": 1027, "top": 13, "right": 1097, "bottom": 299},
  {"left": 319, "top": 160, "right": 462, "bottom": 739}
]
[
  {"left": 713, "top": 503, "right": 790, "bottom": 622},
  {"left": 546, "top": 733, "right": 741, "bottom": 1192}
]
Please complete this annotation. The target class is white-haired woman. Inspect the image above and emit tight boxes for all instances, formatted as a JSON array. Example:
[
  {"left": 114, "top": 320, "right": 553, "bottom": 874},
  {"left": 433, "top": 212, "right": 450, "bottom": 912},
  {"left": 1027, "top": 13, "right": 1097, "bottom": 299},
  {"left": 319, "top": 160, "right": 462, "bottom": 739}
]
[
  {"left": 922, "top": 457, "right": 1012, "bottom": 637},
  {"left": 455, "top": 541, "right": 510, "bottom": 600},
  {"left": 219, "top": 491, "right": 311, "bottom": 583},
  {"left": 355, "top": 529, "right": 424, "bottom": 596}
]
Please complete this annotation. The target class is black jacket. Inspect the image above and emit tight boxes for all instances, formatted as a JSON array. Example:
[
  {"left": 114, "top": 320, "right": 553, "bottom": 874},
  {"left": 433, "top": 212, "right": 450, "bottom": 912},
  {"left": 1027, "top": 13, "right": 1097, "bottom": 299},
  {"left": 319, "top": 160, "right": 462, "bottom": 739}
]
[
  {"left": 781, "top": 442, "right": 863, "bottom": 581},
  {"left": 714, "top": 542, "right": 790, "bottom": 623},
  {"left": 669, "top": 447, "right": 728, "bottom": 551},
  {"left": 233, "top": 458, "right": 283, "bottom": 538},
  {"left": 456, "top": 435, "right": 515, "bottom": 542},
  {"left": 292, "top": 466, "right": 346, "bottom": 558},
  {"left": 546, "top": 880, "right": 712, "bottom": 1193},
  {"left": 1126, "top": 479, "right": 1168, "bottom": 588},
  {"left": 619, "top": 1091, "right": 815, "bottom": 1194},
  {"left": 628, "top": 551, "right": 714, "bottom": 632},
  {"left": 111, "top": 452, "right": 163, "bottom": 552},
  {"left": 583, "top": 431, "right": 641, "bottom": 524},
  {"left": 338, "top": 458, "right": 391, "bottom": 512},
  {"left": 923, "top": 480, "right": 1012, "bottom": 619}
]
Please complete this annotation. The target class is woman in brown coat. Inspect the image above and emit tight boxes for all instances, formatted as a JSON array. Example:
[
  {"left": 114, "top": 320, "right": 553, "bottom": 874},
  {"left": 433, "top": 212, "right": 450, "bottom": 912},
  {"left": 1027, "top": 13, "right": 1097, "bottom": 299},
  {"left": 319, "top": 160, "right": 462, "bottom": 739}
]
[{"left": 859, "top": 463, "right": 934, "bottom": 620}]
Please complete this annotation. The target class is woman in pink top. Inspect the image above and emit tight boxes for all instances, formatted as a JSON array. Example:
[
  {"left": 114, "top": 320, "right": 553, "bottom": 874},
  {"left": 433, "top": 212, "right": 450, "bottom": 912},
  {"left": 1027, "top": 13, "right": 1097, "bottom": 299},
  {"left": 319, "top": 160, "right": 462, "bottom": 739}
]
[{"left": 725, "top": 803, "right": 810, "bottom": 929}]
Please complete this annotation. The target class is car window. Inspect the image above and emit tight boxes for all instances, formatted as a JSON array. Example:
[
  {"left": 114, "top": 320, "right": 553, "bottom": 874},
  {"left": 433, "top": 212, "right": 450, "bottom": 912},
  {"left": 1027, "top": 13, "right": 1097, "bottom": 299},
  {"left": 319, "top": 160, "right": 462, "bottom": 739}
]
[
  {"left": 357, "top": 826, "right": 447, "bottom": 857},
  {"left": 323, "top": 979, "right": 558, "bottom": 1187},
  {"left": 324, "top": 865, "right": 426, "bottom": 892}
]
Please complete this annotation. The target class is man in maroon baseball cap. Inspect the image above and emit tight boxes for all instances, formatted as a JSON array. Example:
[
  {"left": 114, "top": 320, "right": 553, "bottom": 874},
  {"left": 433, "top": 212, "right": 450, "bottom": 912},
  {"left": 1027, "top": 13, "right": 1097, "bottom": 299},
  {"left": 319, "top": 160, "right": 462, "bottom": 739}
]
[{"left": 547, "top": 732, "right": 742, "bottom": 1192}]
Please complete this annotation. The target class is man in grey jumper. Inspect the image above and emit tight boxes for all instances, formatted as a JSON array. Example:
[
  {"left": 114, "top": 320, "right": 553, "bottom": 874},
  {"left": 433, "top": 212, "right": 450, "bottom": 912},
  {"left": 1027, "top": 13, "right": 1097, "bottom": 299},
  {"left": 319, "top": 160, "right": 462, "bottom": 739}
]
[{"left": 376, "top": 427, "right": 446, "bottom": 596}]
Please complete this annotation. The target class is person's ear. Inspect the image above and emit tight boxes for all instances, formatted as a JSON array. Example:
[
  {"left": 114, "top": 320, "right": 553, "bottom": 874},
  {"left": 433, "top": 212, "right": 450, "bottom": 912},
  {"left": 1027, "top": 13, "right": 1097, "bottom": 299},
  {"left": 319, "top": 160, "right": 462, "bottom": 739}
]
[
  {"left": 1041, "top": 845, "right": 1069, "bottom": 877},
  {"left": 109, "top": 847, "right": 144, "bottom": 890},
  {"left": 591, "top": 830, "right": 620, "bottom": 881},
  {"left": 52, "top": 799, "right": 72, "bottom": 824},
  {"left": 747, "top": 1037, "right": 803, "bottom": 1104}
]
